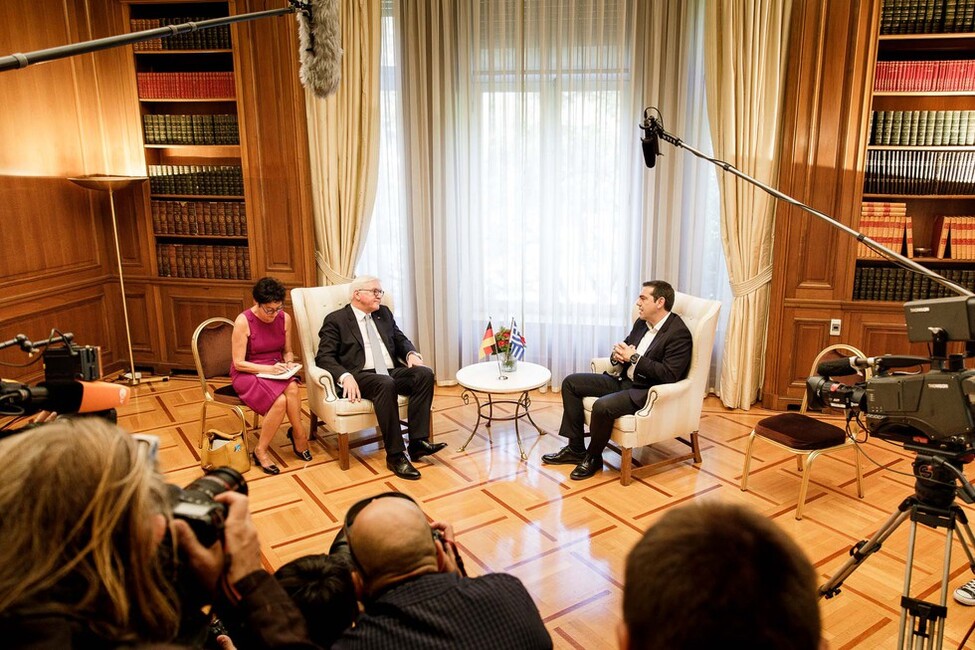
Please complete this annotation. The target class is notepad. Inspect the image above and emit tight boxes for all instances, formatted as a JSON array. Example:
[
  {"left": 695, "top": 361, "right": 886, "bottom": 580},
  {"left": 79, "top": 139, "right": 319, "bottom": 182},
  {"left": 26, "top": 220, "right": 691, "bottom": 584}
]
[{"left": 256, "top": 363, "right": 301, "bottom": 380}]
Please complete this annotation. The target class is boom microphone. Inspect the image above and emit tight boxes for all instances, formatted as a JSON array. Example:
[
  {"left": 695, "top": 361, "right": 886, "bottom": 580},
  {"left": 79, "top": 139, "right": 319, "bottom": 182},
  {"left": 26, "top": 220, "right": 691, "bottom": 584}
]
[
  {"left": 0, "top": 380, "right": 130, "bottom": 416},
  {"left": 297, "top": 0, "right": 343, "bottom": 98},
  {"left": 640, "top": 115, "right": 661, "bottom": 169}
]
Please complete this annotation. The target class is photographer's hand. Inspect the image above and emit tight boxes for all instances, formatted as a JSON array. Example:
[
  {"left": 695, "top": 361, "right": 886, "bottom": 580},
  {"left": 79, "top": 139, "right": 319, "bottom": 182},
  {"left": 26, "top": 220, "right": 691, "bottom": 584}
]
[
  {"left": 172, "top": 492, "right": 263, "bottom": 597},
  {"left": 431, "top": 521, "right": 466, "bottom": 577}
]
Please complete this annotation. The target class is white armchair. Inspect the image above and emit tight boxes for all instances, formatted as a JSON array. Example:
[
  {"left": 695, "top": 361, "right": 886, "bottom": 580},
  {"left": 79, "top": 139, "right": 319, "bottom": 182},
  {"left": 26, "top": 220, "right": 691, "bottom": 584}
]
[
  {"left": 583, "top": 292, "right": 721, "bottom": 485},
  {"left": 291, "top": 284, "right": 409, "bottom": 470}
]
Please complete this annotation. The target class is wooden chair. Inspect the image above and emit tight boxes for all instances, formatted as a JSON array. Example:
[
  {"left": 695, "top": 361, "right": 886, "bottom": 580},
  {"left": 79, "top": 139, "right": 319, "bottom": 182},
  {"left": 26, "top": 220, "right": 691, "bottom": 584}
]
[
  {"left": 290, "top": 284, "right": 410, "bottom": 470},
  {"left": 583, "top": 292, "right": 722, "bottom": 485},
  {"left": 740, "top": 343, "right": 869, "bottom": 520},
  {"left": 191, "top": 317, "right": 259, "bottom": 442}
]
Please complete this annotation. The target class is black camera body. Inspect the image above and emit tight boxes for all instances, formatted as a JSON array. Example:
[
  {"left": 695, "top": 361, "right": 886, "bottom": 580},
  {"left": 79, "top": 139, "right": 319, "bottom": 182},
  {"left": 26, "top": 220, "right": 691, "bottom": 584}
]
[
  {"left": 171, "top": 467, "right": 248, "bottom": 547},
  {"left": 43, "top": 344, "right": 101, "bottom": 382}
]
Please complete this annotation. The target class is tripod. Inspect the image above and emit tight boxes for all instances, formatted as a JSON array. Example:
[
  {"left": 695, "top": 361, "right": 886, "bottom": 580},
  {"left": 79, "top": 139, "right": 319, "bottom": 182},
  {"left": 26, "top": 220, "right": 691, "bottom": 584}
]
[{"left": 819, "top": 458, "right": 975, "bottom": 649}]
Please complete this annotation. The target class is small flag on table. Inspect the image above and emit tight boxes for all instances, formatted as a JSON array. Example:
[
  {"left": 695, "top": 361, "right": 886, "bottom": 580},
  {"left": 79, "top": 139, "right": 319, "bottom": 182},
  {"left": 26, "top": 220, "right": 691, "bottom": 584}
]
[
  {"left": 509, "top": 319, "right": 526, "bottom": 360},
  {"left": 479, "top": 321, "right": 497, "bottom": 359}
]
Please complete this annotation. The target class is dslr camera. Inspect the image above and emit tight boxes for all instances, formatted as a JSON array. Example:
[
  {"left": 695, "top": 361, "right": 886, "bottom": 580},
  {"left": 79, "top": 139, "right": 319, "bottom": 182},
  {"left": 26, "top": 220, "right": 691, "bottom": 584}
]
[{"left": 170, "top": 466, "right": 248, "bottom": 547}]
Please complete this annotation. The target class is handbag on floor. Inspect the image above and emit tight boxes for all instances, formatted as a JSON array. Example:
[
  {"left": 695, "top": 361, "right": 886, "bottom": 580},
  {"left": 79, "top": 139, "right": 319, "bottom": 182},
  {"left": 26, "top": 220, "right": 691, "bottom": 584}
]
[{"left": 200, "top": 428, "right": 250, "bottom": 474}]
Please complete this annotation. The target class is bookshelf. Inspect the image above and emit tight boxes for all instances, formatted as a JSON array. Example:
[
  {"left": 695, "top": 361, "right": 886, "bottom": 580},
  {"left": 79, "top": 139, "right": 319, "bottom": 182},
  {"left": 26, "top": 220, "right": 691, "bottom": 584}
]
[
  {"left": 853, "top": 1, "right": 975, "bottom": 302},
  {"left": 130, "top": 1, "right": 250, "bottom": 281}
]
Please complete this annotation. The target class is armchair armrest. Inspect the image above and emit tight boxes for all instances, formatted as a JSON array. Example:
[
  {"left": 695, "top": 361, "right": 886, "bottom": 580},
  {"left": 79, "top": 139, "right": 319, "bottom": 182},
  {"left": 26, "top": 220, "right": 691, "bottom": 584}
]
[
  {"left": 591, "top": 357, "right": 618, "bottom": 375},
  {"left": 637, "top": 379, "right": 692, "bottom": 418},
  {"left": 304, "top": 364, "right": 339, "bottom": 401}
]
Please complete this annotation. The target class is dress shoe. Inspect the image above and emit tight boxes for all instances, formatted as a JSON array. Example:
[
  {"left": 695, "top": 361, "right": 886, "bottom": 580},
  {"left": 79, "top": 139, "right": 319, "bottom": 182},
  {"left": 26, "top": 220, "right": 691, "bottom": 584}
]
[
  {"left": 387, "top": 454, "right": 421, "bottom": 480},
  {"left": 542, "top": 445, "right": 587, "bottom": 465},
  {"left": 570, "top": 455, "right": 604, "bottom": 480},
  {"left": 286, "top": 427, "right": 313, "bottom": 461},
  {"left": 408, "top": 439, "right": 448, "bottom": 462},
  {"left": 251, "top": 451, "right": 280, "bottom": 475}
]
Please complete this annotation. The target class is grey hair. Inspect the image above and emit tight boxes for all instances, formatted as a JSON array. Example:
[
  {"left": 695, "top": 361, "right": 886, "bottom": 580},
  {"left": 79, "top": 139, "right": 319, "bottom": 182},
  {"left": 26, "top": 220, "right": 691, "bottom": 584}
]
[{"left": 350, "top": 275, "right": 380, "bottom": 300}]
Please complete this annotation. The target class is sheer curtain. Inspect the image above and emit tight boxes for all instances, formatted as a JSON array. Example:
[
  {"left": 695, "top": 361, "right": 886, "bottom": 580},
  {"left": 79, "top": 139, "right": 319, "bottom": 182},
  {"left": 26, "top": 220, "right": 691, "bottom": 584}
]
[{"left": 358, "top": 0, "right": 731, "bottom": 391}]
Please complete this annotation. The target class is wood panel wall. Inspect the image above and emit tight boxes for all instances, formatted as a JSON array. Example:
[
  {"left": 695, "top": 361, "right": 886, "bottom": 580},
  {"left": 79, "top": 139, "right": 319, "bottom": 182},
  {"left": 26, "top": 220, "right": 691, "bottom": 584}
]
[{"left": 0, "top": 0, "right": 315, "bottom": 382}]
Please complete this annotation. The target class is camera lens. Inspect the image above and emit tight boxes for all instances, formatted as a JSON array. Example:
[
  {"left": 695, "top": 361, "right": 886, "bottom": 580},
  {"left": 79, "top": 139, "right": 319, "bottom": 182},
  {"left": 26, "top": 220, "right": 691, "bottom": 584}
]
[
  {"left": 183, "top": 466, "right": 248, "bottom": 501},
  {"left": 172, "top": 466, "right": 248, "bottom": 547}
]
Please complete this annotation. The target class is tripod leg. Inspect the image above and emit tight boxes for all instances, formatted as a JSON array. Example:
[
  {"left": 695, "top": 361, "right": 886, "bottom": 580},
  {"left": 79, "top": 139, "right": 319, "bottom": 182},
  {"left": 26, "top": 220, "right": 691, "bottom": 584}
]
[{"left": 820, "top": 505, "right": 912, "bottom": 599}]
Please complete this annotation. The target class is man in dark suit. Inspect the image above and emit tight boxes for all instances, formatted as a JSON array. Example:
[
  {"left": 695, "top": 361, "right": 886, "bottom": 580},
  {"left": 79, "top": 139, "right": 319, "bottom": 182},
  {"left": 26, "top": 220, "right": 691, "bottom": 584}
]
[
  {"left": 543, "top": 280, "right": 693, "bottom": 480},
  {"left": 333, "top": 492, "right": 552, "bottom": 649},
  {"left": 315, "top": 276, "right": 446, "bottom": 480}
]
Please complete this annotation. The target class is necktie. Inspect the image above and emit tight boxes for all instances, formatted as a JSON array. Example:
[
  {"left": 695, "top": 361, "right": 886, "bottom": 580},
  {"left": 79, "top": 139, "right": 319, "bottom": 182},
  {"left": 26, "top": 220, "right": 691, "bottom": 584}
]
[{"left": 366, "top": 315, "right": 389, "bottom": 375}]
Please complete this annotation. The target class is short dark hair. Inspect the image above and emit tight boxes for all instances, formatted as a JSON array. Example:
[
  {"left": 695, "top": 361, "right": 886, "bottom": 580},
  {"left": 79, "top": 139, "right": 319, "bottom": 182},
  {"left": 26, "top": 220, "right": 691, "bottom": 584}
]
[
  {"left": 252, "top": 277, "right": 286, "bottom": 304},
  {"left": 623, "top": 502, "right": 820, "bottom": 650},
  {"left": 274, "top": 554, "right": 358, "bottom": 647},
  {"left": 643, "top": 280, "right": 675, "bottom": 311}
]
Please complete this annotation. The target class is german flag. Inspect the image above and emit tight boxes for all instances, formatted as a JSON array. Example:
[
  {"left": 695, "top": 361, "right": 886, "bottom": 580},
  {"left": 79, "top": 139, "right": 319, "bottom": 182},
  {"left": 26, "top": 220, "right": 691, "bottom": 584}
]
[{"left": 479, "top": 321, "right": 496, "bottom": 359}]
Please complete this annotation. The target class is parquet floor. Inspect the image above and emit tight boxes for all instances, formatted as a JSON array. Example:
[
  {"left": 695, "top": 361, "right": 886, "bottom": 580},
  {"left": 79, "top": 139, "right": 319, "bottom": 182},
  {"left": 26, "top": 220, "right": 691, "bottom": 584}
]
[{"left": 80, "top": 378, "right": 975, "bottom": 647}]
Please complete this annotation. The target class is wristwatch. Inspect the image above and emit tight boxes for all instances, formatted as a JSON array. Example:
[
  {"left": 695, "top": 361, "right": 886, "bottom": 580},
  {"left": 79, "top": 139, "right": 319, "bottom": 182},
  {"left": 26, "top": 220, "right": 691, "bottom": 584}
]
[{"left": 629, "top": 353, "right": 640, "bottom": 365}]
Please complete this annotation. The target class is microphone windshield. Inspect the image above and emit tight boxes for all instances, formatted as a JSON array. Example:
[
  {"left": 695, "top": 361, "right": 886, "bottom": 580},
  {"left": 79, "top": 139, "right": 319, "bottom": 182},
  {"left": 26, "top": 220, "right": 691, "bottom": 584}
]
[
  {"left": 642, "top": 133, "right": 660, "bottom": 169},
  {"left": 37, "top": 381, "right": 130, "bottom": 414},
  {"left": 815, "top": 357, "right": 861, "bottom": 377},
  {"left": 298, "top": 0, "right": 343, "bottom": 98}
]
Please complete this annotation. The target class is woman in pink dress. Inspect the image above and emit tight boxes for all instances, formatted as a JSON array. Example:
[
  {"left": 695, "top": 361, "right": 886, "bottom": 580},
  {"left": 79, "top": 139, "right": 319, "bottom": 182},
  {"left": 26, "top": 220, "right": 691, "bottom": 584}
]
[{"left": 231, "top": 277, "right": 310, "bottom": 474}]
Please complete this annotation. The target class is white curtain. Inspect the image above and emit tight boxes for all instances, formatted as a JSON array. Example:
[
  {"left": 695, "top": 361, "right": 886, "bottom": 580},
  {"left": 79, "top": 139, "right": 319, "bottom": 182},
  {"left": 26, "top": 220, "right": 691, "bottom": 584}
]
[
  {"left": 358, "top": 0, "right": 731, "bottom": 390},
  {"left": 705, "top": 0, "right": 792, "bottom": 408}
]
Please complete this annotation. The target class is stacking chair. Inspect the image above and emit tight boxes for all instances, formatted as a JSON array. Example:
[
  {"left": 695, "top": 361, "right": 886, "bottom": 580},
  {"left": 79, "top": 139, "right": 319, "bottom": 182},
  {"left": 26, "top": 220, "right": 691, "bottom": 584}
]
[
  {"left": 191, "top": 317, "right": 259, "bottom": 441},
  {"left": 290, "top": 284, "right": 410, "bottom": 470},
  {"left": 740, "top": 343, "right": 869, "bottom": 520},
  {"left": 583, "top": 292, "right": 722, "bottom": 485}
]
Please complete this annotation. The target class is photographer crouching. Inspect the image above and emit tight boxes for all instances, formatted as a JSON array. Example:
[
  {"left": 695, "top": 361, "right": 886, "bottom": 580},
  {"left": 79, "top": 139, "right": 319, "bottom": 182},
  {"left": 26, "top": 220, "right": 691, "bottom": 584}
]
[{"left": 0, "top": 418, "right": 318, "bottom": 649}]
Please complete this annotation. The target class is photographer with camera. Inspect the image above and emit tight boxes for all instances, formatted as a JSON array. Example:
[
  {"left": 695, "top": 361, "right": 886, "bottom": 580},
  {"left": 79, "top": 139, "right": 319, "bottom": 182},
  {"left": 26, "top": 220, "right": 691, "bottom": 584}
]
[
  {"left": 0, "top": 418, "right": 319, "bottom": 649},
  {"left": 333, "top": 491, "right": 551, "bottom": 649}
]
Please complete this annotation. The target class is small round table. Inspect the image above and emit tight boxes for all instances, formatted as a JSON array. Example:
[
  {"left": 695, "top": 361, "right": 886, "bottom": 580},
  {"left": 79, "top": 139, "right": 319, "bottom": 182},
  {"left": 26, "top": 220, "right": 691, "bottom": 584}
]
[{"left": 455, "top": 361, "right": 551, "bottom": 460}]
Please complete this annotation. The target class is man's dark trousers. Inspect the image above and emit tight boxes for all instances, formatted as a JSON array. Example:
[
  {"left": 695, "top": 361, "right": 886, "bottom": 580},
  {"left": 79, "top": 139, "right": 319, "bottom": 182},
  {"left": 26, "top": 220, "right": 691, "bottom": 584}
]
[
  {"left": 558, "top": 372, "right": 641, "bottom": 457},
  {"left": 356, "top": 365, "right": 434, "bottom": 456}
]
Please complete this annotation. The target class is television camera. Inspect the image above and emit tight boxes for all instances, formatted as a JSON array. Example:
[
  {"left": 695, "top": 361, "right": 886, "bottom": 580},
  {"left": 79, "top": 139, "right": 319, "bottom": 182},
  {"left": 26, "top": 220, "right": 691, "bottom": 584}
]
[{"left": 0, "top": 330, "right": 128, "bottom": 419}]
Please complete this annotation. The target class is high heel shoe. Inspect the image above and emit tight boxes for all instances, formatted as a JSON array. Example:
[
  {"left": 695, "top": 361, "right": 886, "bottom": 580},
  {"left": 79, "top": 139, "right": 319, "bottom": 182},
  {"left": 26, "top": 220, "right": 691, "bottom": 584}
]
[
  {"left": 251, "top": 451, "right": 280, "bottom": 475},
  {"left": 287, "top": 427, "right": 313, "bottom": 462}
]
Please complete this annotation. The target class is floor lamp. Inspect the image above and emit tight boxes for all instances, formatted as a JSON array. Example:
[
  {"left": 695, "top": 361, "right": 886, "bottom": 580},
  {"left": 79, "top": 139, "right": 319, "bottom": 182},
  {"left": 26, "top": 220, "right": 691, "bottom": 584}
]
[{"left": 68, "top": 175, "right": 168, "bottom": 386}]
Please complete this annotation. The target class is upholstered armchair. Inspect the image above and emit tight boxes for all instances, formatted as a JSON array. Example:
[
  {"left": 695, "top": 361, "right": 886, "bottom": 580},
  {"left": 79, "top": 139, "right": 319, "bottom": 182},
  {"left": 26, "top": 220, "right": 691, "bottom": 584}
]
[
  {"left": 290, "top": 284, "right": 409, "bottom": 470},
  {"left": 583, "top": 292, "right": 721, "bottom": 485}
]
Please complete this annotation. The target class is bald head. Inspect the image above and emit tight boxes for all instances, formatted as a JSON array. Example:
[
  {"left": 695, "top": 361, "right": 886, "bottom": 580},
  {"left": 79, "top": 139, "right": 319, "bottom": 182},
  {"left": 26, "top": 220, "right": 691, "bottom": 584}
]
[{"left": 347, "top": 496, "right": 439, "bottom": 594}]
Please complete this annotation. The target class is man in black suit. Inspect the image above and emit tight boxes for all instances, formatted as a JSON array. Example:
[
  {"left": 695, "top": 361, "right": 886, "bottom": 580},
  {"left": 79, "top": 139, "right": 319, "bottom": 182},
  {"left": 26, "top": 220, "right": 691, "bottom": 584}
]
[
  {"left": 315, "top": 276, "right": 446, "bottom": 480},
  {"left": 543, "top": 280, "right": 693, "bottom": 480},
  {"left": 333, "top": 492, "right": 552, "bottom": 649}
]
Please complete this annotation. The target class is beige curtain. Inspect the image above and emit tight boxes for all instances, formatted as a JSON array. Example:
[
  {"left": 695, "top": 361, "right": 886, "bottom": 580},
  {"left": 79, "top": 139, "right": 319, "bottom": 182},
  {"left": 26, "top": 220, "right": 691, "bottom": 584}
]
[
  {"left": 705, "top": 0, "right": 792, "bottom": 409},
  {"left": 305, "top": 0, "right": 381, "bottom": 285}
]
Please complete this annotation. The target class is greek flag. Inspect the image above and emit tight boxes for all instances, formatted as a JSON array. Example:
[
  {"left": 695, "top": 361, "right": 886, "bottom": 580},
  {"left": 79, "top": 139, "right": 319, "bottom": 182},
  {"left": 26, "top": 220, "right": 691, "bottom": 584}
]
[{"left": 509, "top": 319, "right": 526, "bottom": 360}]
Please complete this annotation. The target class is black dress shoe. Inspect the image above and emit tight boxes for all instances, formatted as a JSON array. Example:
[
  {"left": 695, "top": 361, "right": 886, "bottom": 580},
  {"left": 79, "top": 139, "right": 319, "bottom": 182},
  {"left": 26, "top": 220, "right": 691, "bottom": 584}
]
[
  {"left": 387, "top": 454, "right": 421, "bottom": 480},
  {"left": 408, "top": 439, "right": 448, "bottom": 462},
  {"left": 570, "top": 455, "right": 604, "bottom": 480},
  {"left": 542, "top": 445, "right": 588, "bottom": 465},
  {"left": 286, "top": 427, "right": 313, "bottom": 461},
  {"left": 251, "top": 451, "right": 281, "bottom": 475}
]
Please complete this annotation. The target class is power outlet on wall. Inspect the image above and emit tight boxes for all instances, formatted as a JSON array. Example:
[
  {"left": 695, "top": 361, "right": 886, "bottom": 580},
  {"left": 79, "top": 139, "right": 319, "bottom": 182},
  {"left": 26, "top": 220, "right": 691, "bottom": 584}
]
[{"left": 829, "top": 319, "right": 842, "bottom": 336}]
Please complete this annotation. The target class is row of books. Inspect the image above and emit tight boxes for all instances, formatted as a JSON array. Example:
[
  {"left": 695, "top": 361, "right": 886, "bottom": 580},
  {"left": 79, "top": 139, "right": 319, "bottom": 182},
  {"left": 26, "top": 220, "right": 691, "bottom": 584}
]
[
  {"left": 933, "top": 215, "right": 975, "bottom": 257},
  {"left": 136, "top": 72, "right": 235, "bottom": 100},
  {"left": 142, "top": 114, "right": 239, "bottom": 146},
  {"left": 875, "top": 59, "right": 975, "bottom": 93},
  {"left": 156, "top": 243, "right": 250, "bottom": 280},
  {"left": 148, "top": 165, "right": 243, "bottom": 197},
  {"left": 131, "top": 18, "right": 232, "bottom": 51},
  {"left": 869, "top": 110, "right": 975, "bottom": 146},
  {"left": 864, "top": 149, "right": 975, "bottom": 194},
  {"left": 853, "top": 265, "right": 975, "bottom": 301},
  {"left": 151, "top": 200, "right": 247, "bottom": 237},
  {"left": 880, "top": 0, "right": 975, "bottom": 33},
  {"left": 856, "top": 202, "right": 912, "bottom": 258}
]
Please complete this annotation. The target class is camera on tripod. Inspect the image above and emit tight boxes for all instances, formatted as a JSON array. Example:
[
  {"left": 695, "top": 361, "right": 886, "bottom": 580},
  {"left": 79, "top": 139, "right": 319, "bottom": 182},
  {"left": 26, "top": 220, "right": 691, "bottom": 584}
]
[
  {"left": 805, "top": 296, "right": 975, "bottom": 461},
  {"left": 42, "top": 338, "right": 101, "bottom": 382}
]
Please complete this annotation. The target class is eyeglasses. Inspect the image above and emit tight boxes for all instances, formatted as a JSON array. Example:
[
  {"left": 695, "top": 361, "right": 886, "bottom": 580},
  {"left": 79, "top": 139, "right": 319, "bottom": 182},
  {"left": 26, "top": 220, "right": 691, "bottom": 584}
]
[
  {"left": 260, "top": 304, "right": 284, "bottom": 315},
  {"left": 356, "top": 289, "right": 385, "bottom": 298}
]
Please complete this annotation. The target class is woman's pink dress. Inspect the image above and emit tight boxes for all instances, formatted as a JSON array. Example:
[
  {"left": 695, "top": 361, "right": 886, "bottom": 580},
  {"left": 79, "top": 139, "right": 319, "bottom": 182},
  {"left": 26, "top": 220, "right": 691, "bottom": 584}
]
[{"left": 230, "top": 309, "right": 295, "bottom": 415}]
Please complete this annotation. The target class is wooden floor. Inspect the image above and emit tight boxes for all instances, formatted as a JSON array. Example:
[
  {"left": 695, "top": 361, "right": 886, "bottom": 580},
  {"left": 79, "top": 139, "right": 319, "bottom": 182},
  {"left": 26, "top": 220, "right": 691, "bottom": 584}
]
[{"left": 110, "top": 378, "right": 975, "bottom": 647}]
